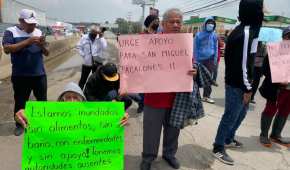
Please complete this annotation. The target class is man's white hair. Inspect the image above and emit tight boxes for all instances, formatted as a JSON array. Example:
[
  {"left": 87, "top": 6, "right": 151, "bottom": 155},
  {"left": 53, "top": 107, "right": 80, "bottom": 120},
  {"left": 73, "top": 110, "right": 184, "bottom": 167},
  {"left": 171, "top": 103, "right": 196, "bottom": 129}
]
[
  {"left": 162, "top": 8, "right": 183, "bottom": 21},
  {"left": 90, "top": 25, "right": 100, "bottom": 32}
]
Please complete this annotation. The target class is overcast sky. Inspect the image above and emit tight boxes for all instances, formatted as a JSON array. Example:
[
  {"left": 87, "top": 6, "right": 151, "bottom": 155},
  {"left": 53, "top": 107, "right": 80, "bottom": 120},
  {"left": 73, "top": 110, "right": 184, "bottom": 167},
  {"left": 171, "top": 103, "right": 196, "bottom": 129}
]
[{"left": 19, "top": 0, "right": 290, "bottom": 23}]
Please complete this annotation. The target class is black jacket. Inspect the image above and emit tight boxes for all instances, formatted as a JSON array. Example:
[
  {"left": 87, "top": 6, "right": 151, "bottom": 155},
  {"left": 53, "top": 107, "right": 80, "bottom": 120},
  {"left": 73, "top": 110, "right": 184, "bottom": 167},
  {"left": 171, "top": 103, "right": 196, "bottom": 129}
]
[
  {"left": 259, "top": 56, "right": 279, "bottom": 102},
  {"left": 225, "top": 0, "right": 264, "bottom": 92},
  {"left": 84, "top": 71, "right": 120, "bottom": 101},
  {"left": 225, "top": 25, "right": 258, "bottom": 92}
]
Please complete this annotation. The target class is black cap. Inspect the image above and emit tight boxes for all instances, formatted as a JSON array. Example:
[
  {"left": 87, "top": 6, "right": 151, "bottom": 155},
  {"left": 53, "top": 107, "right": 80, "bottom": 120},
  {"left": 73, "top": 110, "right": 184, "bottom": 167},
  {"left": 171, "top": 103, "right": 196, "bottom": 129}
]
[
  {"left": 144, "top": 15, "right": 159, "bottom": 28},
  {"left": 101, "top": 63, "right": 119, "bottom": 82}
]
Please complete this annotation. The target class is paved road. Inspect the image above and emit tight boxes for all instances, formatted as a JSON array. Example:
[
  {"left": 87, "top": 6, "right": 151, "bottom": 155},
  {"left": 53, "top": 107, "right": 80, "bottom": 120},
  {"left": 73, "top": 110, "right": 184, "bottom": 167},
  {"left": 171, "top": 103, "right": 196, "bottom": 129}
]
[{"left": 0, "top": 38, "right": 289, "bottom": 170}]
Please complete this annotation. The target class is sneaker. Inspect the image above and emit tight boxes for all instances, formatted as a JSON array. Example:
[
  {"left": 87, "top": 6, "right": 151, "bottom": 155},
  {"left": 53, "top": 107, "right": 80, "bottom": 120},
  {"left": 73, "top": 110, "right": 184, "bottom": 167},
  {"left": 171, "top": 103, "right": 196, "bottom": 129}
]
[
  {"left": 259, "top": 136, "right": 272, "bottom": 148},
  {"left": 213, "top": 150, "right": 234, "bottom": 165},
  {"left": 202, "top": 97, "right": 215, "bottom": 104},
  {"left": 225, "top": 139, "right": 243, "bottom": 148},
  {"left": 14, "top": 126, "right": 24, "bottom": 136}
]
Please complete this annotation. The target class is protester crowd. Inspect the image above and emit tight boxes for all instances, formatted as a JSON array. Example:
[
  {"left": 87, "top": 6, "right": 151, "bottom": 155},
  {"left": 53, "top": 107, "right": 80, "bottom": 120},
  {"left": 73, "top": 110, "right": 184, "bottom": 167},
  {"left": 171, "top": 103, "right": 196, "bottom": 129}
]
[{"left": 1, "top": 0, "right": 290, "bottom": 169}]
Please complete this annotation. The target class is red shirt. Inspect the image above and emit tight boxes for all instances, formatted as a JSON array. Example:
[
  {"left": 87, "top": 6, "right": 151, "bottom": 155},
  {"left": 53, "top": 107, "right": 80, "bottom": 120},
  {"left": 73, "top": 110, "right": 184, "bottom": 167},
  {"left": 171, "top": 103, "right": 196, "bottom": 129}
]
[
  {"left": 144, "top": 93, "right": 176, "bottom": 109},
  {"left": 218, "top": 41, "right": 221, "bottom": 63}
]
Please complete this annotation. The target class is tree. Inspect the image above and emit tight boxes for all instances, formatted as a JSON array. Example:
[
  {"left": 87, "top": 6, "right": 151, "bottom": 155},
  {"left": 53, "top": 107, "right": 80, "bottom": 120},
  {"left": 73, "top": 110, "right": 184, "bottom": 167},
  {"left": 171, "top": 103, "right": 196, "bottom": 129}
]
[
  {"left": 113, "top": 18, "right": 142, "bottom": 34},
  {"left": 131, "top": 22, "right": 142, "bottom": 33},
  {"left": 115, "top": 18, "right": 129, "bottom": 34}
]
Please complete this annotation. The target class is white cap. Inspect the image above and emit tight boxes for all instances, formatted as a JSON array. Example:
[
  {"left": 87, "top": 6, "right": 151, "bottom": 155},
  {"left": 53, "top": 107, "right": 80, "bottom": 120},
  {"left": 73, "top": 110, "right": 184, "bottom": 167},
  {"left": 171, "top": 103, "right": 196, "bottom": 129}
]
[{"left": 19, "top": 9, "right": 38, "bottom": 24}]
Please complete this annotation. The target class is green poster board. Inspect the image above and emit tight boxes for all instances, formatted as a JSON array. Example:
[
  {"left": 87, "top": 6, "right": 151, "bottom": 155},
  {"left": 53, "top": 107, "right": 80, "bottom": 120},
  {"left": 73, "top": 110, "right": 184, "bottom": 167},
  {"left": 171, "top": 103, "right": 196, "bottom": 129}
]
[{"left": 22, "top": 102, "right": 125, "bottom": 170}]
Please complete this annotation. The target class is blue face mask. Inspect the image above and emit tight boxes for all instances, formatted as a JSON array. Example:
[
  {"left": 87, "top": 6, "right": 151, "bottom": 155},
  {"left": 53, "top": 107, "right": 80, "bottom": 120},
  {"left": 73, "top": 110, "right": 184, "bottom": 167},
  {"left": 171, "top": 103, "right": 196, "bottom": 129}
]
[{"left": 206, "top": 24, "right": 215, "bottom": 32}]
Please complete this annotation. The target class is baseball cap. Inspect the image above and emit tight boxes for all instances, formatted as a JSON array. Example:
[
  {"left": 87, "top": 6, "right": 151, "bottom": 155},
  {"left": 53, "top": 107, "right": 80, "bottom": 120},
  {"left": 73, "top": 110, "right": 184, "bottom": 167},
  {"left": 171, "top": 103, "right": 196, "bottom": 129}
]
[
  {"left": 283, "top": 26, "right": 290, "bottom": 37},
  {"left": 19, "top": 9, "right": 38, "bottom": 24},
  {"left": 101, "top": 63, "right": 119, "bottom": 82}
]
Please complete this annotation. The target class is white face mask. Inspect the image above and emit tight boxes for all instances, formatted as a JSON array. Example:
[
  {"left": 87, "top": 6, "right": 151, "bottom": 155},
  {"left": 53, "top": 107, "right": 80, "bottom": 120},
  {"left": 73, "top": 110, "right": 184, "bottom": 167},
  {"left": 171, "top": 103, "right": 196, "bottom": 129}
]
[{"left": 206, "top": 24, "right": 215, "bottom": 32}]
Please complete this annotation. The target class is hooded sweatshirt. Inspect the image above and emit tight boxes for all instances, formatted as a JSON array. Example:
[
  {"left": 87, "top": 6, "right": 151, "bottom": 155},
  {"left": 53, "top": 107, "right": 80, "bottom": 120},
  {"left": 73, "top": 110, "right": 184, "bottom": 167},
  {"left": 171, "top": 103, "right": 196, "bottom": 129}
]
[
  {"left": 57, "top": 82, "right": 86, "bottom": 101},
  {"left": 194, "top": 17, "right": 218, "bottom": 63},
  {"left": 225, "top": 0, "right": 264, "bottom": 92},
  {"left": 84, "top": 69, "right": 120, "bottom": 101}
]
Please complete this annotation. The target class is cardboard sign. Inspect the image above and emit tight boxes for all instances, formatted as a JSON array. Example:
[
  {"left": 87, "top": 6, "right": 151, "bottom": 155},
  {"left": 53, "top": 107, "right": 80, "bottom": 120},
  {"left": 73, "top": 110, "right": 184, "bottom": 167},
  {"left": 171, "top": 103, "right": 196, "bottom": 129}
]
[
  {"left": 267, "top": 41, "right": 290, "bottom": 83},
  {"left": 22, "top": 102, "right": 125, "bottom": 170},
  {"left": 118, "top": 33, "right": 193, "bottom": 93}
]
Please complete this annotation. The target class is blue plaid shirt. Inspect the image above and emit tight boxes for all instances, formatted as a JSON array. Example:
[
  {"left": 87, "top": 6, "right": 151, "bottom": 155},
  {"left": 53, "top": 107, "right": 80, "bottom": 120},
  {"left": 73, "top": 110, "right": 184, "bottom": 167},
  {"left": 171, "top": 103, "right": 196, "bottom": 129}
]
[{"left": 169, "top": 63, "right": 210, "bottom": 129}]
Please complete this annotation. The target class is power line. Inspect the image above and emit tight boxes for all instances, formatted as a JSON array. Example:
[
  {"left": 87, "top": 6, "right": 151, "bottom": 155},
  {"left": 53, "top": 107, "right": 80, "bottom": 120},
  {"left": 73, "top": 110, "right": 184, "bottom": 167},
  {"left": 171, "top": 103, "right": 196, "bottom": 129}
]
[
  {"left": 158, "top": 0, "right": 214, "bottom": 17},
  {"left": 181, "top": 0, "right": 217, "bottom": 11},
  {"left": 180, "top": 0, "right": 220, "bottom": 12},
  {"left": 195, "top": 0, "right": 239, "bottom": 16},
  {"left": 183, "top": 0, "right": 227, "bottom": 15},
  {"left": 170, "top": 0, "right": 197, "bottom": 9},
  {"left": 194, "top": 0, "right": 239, "bottom": 13},
  {"left": 13, "top": 0, "right": 46, "bottom": 12},
  {"left": 178, "top": 0, "right": 204, "bottom": 8},
  {"left": 158, "top": 0, "right": 199, "bottom": 14}
]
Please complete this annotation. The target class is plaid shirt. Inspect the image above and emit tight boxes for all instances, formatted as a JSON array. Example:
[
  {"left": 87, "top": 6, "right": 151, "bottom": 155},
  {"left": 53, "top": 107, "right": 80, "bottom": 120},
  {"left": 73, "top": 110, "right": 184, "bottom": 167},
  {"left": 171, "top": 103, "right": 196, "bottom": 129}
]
[
  {"left": 169, "top": 82, "right": 205, "bottom": 129},
  {"left": 169, "top": 63, "right": 211, "bottom": 129},
  {"left": 196, "top": 63, "right": 213, "bottom": 88}
]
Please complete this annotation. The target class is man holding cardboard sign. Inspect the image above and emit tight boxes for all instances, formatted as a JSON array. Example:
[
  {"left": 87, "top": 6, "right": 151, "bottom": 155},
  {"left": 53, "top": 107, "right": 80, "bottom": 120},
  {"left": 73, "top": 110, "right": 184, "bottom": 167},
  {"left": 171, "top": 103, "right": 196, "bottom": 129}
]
[{"left": 136, "top": 8, "right": 199, "bottom": 170}]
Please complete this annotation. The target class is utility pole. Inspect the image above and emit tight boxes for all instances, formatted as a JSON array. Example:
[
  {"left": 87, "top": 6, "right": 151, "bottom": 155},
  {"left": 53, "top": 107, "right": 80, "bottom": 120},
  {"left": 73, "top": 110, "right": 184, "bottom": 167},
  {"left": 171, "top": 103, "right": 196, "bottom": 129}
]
[
  {"left": 127, "top": 12, "right": 132, "bottom": 33},
  {"left": 141, "top": 3, "right": 146, "bottom": 29},
  {"left": 141, "top": 0, "right": 156, "bottom": 29},
  {"left": 132, "top": 0, "right": 157, "bottom": 31}
]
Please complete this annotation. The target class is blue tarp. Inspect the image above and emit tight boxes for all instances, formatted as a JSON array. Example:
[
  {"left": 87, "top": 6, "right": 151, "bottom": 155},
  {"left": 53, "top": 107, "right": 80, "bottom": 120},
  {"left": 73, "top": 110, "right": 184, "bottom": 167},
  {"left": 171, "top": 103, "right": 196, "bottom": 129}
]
[{"left": 258, "top": 27, "right": 283, "bottom": 42}]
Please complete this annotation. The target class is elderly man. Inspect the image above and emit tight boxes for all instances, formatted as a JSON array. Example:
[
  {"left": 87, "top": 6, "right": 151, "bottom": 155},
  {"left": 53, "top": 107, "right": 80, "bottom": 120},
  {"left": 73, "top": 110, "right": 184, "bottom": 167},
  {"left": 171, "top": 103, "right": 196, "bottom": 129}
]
[
  {"left": 140, "top": 8, "right": 200, "bottom": 170},
  {"left": 2, "top": 9, "right": 49, "bottom": 136},
  {"left": 77, "top": 25, "right": 107, "bottom": 89}
]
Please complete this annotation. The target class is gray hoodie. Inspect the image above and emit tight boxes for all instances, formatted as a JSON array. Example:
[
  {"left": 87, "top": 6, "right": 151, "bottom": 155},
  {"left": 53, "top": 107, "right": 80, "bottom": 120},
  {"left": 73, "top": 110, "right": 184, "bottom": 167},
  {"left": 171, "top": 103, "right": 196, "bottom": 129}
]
[{"left": 57, "top": 82, "right": 86, "bottom": 101}]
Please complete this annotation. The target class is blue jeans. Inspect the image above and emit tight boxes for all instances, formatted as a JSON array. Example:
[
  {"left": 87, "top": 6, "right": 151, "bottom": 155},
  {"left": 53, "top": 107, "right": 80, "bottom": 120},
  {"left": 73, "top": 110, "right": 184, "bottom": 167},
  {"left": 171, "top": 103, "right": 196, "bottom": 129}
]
[
  {"left": 104, "top": 90, "right": 132, "bottom": 110},
  {"left": 213, "top": 85, "right": 249, "bottom": 151},
  {"left": 128, "top": 93, "right": 144, "bottom": 108}
]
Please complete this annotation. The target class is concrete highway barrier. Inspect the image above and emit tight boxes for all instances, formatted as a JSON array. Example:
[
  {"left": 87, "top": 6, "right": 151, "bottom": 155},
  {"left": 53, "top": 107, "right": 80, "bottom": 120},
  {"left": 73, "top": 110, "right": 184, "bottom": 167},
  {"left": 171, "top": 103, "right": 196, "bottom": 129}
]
[{"left": 0, "top": 35, "right": 80, "bottom": 80}]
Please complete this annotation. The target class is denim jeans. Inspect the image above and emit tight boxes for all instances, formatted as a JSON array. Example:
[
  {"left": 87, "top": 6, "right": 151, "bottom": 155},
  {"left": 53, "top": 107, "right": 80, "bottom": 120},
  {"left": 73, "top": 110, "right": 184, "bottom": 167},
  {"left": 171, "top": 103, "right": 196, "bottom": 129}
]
[
  {"left": 104, "top": 90, "right": 132, "bottom": 110},
  {"left": 213, "top": 85, "right": 249, "bottom": 151},
  {"left": 128, "top": 93, "right": 144, "bottom": 108}
]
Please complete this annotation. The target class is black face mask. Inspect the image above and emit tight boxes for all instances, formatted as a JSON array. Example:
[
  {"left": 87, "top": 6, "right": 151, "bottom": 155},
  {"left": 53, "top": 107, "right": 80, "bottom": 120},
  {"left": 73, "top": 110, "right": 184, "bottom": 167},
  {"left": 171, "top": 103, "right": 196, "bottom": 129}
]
[
  {"left": 151, "top": 23, "right": 159, "bottom": 31},
  {"left": 89, "top": 33, "right": 97, "bottom": 40}
]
